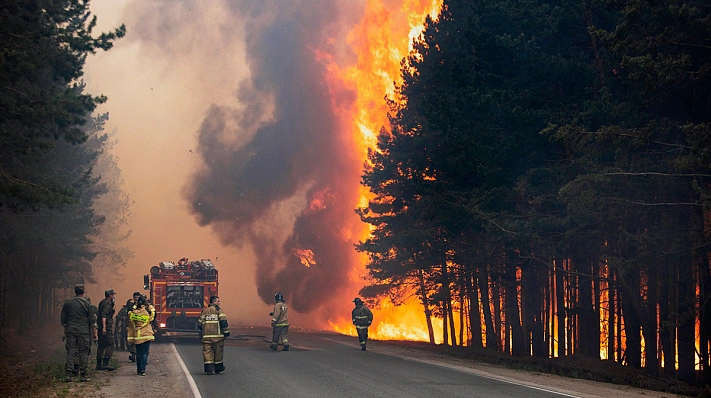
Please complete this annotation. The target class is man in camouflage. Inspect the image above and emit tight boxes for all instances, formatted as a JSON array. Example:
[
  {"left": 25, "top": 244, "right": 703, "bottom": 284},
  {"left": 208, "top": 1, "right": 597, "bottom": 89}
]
[
  {"left": 96, "top": 289, "right": 116, "bottom": 371},
  {"left": 198, "top": 296, "right": 229, "bottom": 375},
  {"left": 114, "top": 299, "right": 131, "bottom": 352},
  {"left": 61, "top": 284, "right": 98, "bottom": 382}
]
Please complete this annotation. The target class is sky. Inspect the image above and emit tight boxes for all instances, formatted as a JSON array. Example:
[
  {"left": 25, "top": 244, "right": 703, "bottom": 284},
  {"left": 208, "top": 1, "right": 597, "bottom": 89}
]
[{"left": 82, "top": 0, "right": 440, "bottom": 332}]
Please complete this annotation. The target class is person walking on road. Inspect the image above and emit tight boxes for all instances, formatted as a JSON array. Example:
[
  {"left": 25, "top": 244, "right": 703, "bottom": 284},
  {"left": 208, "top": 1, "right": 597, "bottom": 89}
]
[
  {"left": 96, "top": 289, "right": 116, "bottom": 371},
  {"left": 127, "top": 295, "right": 155, "bottom": 376},
  {"left": 61, "top": 284, "right": 98, "bottom": 382},
  {"left": 198, "top": 296, "right": 230, "bottom": 375},
  {"left": 269, "top": 292, "right": 290, "bottom": 351},
  {"left": 352, "top": 298, "right": 373, "bottom": 351}
]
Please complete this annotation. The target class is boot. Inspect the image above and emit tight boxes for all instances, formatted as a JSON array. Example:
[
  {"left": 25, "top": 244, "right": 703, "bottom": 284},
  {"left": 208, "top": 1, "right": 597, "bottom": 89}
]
[
  {"left": 80, "top": 373, "right": 90, "bottom": 382},
  {"left": 102, "top": 358, "right": 115, "bottom": 371},
  {"left": 282, "top": 345, "right": 289, "bottom": 351},
  {"left": 269, "top": 343, "right": 278, "bottom": 351},
  {"left": 205, "top": 363, "right": 215, "bottom": 375},
  {"left": 215, "top": 362, "right": 225, "bottom": 374},
  {"left": 96, "top": 358, "right": 103, "bottom": 370},
  {"left": 361, "top": 344, "right": 367, "bottom": 351},
  {"left": 128, "top": 353, "right": 135, "bottom": 362},
  {"left": 65, "top": 371, "right": 73, "bottom": 382}
]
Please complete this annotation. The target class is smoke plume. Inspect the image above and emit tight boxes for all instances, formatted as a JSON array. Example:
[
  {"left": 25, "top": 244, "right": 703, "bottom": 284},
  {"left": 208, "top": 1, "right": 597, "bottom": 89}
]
[{"left": 183, "top": 0, "right": 367, "bottom": 315}]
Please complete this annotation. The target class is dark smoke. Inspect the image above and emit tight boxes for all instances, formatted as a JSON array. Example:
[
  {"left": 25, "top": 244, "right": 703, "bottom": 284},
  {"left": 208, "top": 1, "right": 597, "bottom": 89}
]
[{"left": 183, "top": 1, "right": 367, "bottom": 315}]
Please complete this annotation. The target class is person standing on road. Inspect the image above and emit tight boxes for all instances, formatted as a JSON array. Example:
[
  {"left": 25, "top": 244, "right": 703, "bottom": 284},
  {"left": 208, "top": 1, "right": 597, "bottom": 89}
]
[
  {"left": 352, "top": 298, "right": 373, "bottom": 351},
  {"left": 61, "top": 284, "right": 98, "bottom": 382},
  {"left": 96, "top": 289, "right": 116, "bottom": 371},
  {"left": 114, "top": 299, "right": 131, "bottom": 352},
  {"left": 198, "top": 296, "right": 230, "bottom": 375},
  {"left": 269, "top": 292, "right": 289, "bottom": 351},
  {"left": 127, "top": 295, "right": 154, "bottom": 376}
]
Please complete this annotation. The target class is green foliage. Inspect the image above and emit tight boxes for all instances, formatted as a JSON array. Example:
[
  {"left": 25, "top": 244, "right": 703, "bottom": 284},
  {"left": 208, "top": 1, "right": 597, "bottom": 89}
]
[{"left": 0, "top": 0, "right": 125, "bottom": 210}]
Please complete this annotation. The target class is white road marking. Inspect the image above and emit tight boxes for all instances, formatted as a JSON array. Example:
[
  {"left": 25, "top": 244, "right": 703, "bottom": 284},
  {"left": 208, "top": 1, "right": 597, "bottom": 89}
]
[
  {"left": 321, "top": 336, "right": 581, "bottom": 397},
  {"left": 171, "top": 342, "right": 202, "bottom": 398}
]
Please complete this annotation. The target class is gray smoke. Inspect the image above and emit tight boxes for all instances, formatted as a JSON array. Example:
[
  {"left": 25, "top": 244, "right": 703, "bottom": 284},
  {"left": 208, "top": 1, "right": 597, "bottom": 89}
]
[{"left": 180, "top": 0, "right": 367, "bottom": 314}]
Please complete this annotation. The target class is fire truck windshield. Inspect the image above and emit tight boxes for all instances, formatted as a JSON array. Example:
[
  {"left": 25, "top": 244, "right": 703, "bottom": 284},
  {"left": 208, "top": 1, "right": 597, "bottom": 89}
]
[{"left": 166, "top": 286, "right": 204, "bottom": 308}]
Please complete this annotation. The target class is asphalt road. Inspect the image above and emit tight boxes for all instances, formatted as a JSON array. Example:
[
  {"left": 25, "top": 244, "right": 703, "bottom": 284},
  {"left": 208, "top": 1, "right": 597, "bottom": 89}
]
[{"left": 171, "top": 328, "right": 579, "bottom": 398}]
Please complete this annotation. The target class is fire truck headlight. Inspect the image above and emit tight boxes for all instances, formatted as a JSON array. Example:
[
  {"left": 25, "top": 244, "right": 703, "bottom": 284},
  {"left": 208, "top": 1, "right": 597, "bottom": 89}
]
[{"left": 159, "top": 323, "right": 166, "bottom": 328}]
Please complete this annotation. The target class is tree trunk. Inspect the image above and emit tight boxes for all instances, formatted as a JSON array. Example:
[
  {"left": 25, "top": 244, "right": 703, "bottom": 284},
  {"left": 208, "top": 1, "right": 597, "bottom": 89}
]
[
  {"left": 418, "top": 268, "right": 436, "bottom": 344},
  {"left": 478, "top": 266, "right": 497, "bottom": 350},
  {"left": 505, "top": 256, "right": 525, "bottom": 356},
  {"left": 468, "top": 268, "right": 482, "bottom": 347},
  {"left": 556, "top": 257, "right": 566, "bottom": 357}
]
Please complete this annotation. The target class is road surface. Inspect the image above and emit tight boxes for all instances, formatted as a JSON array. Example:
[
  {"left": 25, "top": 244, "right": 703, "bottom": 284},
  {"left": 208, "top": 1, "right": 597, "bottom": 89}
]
[{"left": 172, "top": 327, "right": 578, "bottom": 398}]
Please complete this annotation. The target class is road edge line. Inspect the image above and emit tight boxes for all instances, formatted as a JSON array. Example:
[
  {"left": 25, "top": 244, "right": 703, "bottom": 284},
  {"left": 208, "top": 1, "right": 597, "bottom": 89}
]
[{"left": 171, "top": 342, "right": 202, "bottom": 398}]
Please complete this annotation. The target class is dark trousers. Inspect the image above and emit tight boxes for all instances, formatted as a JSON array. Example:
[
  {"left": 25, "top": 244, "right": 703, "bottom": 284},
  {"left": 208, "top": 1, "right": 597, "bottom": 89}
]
[
  {"left": 136, "top": 341, "right": 151, "bottom": 373},
  {"left": 356, "top": 326, "right": 369, "bottom": 346},
  {"left": 271, "top": 325, "right": 289, "bottom": 347},
  {"left": 97, "top": 329, "right": 115, "bottom": 360},
  {"left": 65, "top": 332, "right": 90, "bottom": 373}
]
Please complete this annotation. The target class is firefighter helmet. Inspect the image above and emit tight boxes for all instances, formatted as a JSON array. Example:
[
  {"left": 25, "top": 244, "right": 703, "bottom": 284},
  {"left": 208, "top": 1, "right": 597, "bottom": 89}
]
[
  {"left": 353, "top": 297, "right": 363, "bottom": 305},
  {"left": 275, "top": 292, "right": 284, "bottom": 302}
]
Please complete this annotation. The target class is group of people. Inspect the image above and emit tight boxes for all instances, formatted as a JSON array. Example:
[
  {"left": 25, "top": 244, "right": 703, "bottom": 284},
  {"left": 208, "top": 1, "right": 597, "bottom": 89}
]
[
  {"left": 63, "top": 285, "right": 373, "bottom": 380},
  {"left": 61, "top": 285, "right": 157, "bottom": 381}
]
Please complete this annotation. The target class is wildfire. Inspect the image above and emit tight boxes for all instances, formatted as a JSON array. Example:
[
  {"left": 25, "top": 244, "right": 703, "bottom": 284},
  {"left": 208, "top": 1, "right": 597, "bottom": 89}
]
[{"left": 294, "top": 249, "right": 316, "bottom": 268}]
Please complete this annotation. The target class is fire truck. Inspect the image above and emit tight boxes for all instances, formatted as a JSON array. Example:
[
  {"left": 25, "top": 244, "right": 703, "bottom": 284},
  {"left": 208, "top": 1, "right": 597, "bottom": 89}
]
[{"left": 143, "top": 258, "right": 218, "bottom": 337}]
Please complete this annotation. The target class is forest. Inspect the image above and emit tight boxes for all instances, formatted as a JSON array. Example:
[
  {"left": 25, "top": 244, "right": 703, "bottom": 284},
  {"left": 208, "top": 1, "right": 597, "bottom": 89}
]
[
  {"left": 357, "top": 0, "right": 711, "bottom": 387},
  {"left": 0, "top": 1, "right": 130, "bottom": 336}
]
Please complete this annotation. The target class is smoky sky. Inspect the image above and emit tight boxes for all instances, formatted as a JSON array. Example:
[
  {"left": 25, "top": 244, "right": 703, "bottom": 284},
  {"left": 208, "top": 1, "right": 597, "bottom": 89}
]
[{"left": 182, "top": 0, "right": 367, "bottom": 314}]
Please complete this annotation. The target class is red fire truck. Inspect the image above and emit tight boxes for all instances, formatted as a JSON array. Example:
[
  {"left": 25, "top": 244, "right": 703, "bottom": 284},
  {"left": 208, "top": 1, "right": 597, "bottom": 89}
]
[{"left": 143, "top": 258, "right": 218, "bottom": 337}]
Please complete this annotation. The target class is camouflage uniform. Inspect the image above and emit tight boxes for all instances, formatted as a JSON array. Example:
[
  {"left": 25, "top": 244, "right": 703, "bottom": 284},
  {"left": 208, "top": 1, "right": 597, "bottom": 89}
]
[
  {"left": 96, "top": 293, "right": 116, "bottom": 370},
  {"left": 114, "top": 304, "right": 129, "bottom": 351},
  {"left": 61, "top": 286, "right": 97, "bottom": 382}
]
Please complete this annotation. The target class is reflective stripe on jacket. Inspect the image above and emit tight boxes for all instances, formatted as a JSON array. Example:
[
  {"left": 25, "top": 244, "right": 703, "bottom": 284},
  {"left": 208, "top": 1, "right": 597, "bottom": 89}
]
[
  {"left": 199, "top": 304, "right": 229, "bottom": 342},
  {"left": 352, "top": 305, "right": 373, "bottom": 327},
  {"left": 271, "top": 302, "right": 289, "bottom": 326},
  {"left": 127, "top": 306, "right": 155, "bottom": 344}
]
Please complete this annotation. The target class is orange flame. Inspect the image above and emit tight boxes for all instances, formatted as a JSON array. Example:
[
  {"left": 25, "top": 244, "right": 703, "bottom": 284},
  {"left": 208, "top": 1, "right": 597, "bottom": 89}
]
[
  {"left": 294, "top": 249, "right": 316, "bottom": 268},
  {"left": 312, "top": 0, "right": 444, "bottom": 342}
]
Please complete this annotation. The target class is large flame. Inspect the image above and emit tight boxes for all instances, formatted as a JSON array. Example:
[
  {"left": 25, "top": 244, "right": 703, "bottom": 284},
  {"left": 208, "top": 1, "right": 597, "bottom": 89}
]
[{"left": 319, "top": 0, "right": 443, "bottom": 341}]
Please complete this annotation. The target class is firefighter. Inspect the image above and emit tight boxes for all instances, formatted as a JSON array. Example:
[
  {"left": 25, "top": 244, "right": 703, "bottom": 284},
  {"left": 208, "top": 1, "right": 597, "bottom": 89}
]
[
  {"left": 198, "top": 296, "right": 230, "bottom": 375},
  {"left": 128, "top": 292, "right": 155, "bottom": 361},
  {"left": 127, "top": 295, "right": 155, "bottom": 376},
  {"left": 61, "top": 284, "right": 98, "bottom": 382},
  {"left": 96, "top": 289, "right": 116, "bottom": 371},
  {"left": 352, "top": 298, "right": 373, "bottom": 351},
  {"left": 127, "top": 292, "right": 140, "bottom": 362},
  {"left": 269, "top": 292, "right": 289, "bottom": 351}
]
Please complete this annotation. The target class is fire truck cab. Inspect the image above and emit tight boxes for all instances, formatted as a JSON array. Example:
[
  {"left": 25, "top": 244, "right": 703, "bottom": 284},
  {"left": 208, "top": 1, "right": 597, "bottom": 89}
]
[{"left": 143, "top": 258, "right": 218, "bottom": 337}]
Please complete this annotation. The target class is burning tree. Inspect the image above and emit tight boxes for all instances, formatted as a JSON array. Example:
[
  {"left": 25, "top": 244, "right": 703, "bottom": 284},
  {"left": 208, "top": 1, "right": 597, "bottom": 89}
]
[{"left": 358, "top": 0, "right": 711, "bottom": 388}]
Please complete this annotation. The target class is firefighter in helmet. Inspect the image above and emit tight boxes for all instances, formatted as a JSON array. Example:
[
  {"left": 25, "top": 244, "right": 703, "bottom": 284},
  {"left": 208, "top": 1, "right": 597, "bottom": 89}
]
[
  {"left": 269, "top": 292, "right": 289, "bottom": 351},
  {"left": 352, "top": 297, "right": 373, "bottom": 351},
  {"left": 198, "top": 296, "right": 230, "bottom": 375}
]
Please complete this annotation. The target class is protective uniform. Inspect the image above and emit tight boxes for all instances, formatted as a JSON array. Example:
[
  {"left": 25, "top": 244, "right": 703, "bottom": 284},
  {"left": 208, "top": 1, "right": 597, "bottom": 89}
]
[
  {"left": 270, "top": 293, "right": 289, "bottom": 351},
  {"left": 114, "top": 303, "right": 129, "bottom": 352},
  {"left": 127, "top": 301, "right": 155, "bottom": 375},
  {"left": 352, "top": 298, "right": 373, "bottom": 351},
  {"left": 61, "top": 286, "right": 97, "bottom": 382},
  {"left": 198, "top": 302, "right": 230, "bottom": 374},
  {"left": 128, "top": 298, "right": 154, "bottom": 362},
  {"left": 96, "top": 293, "right": 116, "bottom": 370}
]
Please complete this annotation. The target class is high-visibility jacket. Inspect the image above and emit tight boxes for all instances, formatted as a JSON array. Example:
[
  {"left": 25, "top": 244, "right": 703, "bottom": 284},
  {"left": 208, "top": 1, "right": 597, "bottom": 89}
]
[
  {"left": 127, "top": 306, "right": 155, "bottom": 345},
  {"left": 271, "top": 302, "right": 288, "bottom": 327},
  {"left": 198, "top": 304, "right": 229, "bottom": 343}
]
